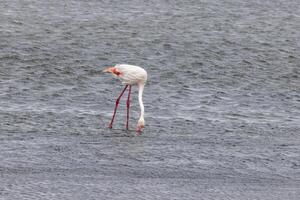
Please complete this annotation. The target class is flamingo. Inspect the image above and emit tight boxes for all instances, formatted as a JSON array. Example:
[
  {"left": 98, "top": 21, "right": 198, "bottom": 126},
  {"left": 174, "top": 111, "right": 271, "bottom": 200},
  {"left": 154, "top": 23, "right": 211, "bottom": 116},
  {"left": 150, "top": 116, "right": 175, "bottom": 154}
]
[{"left": 103, "top": 64, "right": 147, "bottom": 133}]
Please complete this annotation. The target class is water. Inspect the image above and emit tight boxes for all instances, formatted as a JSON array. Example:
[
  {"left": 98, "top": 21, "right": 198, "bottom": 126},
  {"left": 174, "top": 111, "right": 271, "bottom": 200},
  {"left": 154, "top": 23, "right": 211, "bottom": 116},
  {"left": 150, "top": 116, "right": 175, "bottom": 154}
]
[{"left": 1, "top": 0, "right": 300, "bottom": 199}]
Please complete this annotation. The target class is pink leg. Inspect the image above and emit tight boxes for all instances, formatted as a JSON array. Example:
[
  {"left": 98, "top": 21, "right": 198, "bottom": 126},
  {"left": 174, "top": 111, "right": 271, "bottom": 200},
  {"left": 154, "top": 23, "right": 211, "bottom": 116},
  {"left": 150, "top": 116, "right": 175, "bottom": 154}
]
[
  {"left": 126, "top": 85, "right": 132, "bottom": 130},
  {"left": 109, "top": 85, "right": 128, "bottom": 129}
]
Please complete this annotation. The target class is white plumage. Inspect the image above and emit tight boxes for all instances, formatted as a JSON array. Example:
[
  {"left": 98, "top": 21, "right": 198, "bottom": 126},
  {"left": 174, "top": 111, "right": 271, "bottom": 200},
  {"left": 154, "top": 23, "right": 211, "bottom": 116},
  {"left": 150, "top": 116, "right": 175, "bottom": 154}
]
[
  {"left": 103, "top": 64, "right": 147, "bottom": 133},
  {"left": 115, "top": 64, "right": 147, "bottom": 85}
]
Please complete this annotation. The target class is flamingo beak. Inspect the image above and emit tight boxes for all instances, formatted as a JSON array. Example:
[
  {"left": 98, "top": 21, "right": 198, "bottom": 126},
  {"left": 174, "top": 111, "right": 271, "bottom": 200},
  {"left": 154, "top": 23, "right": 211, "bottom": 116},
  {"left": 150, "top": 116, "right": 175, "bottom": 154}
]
[{"left": 136, "top": 125, "right": 144, "bottom": 134}]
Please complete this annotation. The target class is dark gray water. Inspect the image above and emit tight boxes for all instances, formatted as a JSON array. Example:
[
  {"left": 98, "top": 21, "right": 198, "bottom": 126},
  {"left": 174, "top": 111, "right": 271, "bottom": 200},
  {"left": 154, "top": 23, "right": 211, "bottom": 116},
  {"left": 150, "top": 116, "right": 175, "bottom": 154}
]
[{"left": 1, "top": 0, "right": 300, "bottom": 199}]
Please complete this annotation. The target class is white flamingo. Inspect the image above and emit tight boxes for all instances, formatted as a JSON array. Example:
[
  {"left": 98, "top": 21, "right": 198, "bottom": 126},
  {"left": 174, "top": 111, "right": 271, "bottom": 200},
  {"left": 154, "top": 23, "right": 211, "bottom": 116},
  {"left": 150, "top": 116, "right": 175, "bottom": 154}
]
[{"left": 103, "top": 64, "right": 147, "bottom": 133}]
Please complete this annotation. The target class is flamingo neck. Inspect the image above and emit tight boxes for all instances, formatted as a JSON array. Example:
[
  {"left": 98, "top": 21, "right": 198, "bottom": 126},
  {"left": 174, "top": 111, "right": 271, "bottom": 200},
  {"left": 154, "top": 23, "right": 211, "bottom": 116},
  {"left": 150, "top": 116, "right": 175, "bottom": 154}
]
[{"left": 138, "top": 83, "right": 145, "bottom": 121}]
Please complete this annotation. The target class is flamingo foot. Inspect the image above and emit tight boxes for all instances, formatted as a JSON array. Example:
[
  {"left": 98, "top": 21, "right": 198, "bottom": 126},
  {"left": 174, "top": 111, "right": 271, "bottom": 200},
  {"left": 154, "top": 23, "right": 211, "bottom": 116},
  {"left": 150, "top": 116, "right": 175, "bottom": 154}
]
[{"left": 108, "top": 124, "right": 113, "bottom": 129}]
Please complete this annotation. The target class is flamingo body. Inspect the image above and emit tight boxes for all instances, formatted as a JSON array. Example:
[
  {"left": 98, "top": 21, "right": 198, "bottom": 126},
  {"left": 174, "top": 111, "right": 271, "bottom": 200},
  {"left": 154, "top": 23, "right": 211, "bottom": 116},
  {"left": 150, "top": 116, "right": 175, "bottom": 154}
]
[
  {"left": 115, "top": 64, "right": 147, "bottom": 85},
  {"left": 103, "top": 64, "right": 147, "bottom": 133}
]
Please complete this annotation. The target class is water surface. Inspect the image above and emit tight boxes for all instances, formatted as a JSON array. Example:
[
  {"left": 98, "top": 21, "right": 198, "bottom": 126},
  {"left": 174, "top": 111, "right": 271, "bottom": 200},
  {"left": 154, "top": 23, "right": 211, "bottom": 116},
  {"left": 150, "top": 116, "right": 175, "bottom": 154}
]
[{"left": 1, "top": 0, "right": 300, "bottom": 199}]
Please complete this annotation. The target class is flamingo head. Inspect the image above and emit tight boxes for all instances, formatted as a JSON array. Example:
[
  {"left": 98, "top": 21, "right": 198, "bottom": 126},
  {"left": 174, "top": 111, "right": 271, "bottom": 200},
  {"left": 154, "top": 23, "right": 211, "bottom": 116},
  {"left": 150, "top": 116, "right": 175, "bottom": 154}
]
[{"left": 136, "top": 118, "right": 145, "bottom": 133}]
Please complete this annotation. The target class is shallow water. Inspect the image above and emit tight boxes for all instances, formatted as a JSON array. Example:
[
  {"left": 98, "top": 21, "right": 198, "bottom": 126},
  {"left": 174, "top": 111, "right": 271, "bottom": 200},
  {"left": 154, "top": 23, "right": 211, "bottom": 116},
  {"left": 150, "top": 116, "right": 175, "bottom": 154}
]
[{"left": 1, "top": 0, "right": 300, "bottom": 199}]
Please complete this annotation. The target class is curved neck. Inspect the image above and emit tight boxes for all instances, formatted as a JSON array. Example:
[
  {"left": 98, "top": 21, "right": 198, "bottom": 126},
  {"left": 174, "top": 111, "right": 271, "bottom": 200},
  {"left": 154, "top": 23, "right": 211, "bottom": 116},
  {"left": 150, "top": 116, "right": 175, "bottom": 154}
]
[{"left": 138, "top": 83, "right": 145, "bottom": 120}]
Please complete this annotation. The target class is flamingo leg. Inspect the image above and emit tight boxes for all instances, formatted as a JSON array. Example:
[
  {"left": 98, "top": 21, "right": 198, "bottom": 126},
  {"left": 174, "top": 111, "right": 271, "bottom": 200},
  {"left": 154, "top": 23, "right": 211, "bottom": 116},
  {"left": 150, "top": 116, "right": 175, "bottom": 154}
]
[
  {"left": 126, "top": 85, "right": 132, "bottom": 130},
  {"left": 109, "top": 85, "right": 128, "bottom": 129}
]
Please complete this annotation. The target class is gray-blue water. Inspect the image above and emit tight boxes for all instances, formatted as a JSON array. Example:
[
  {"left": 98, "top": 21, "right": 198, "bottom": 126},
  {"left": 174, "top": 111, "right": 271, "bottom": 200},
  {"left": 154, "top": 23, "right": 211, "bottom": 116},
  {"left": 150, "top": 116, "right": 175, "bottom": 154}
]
[{"left": 1, "top": 0, "right": 300, "bottom": 199}]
